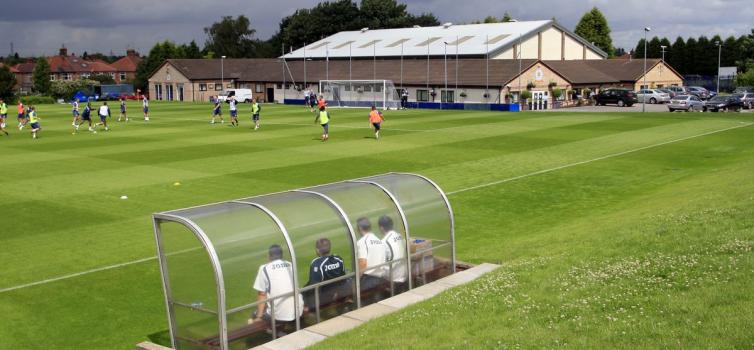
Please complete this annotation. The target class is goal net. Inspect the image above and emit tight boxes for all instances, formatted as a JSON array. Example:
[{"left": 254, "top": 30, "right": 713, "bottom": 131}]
[{"left": 319, "top": 80, "right": 400, "bottom": 110}]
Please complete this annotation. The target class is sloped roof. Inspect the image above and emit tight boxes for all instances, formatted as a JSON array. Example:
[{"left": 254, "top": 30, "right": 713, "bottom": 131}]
[
  {"left": 46, "top": 55, "right": 117, "bottom": 74},
  {"left": 13, "top": 62, "right": 36, "bottom": 73},
  {"left": 282, "top": 20, "right": 607, "bottom": 60},
  {"left": 163, "top": 58, "right": 539, "bottom": 87},
  {"left": 543, "top": 59, "right": 676, "bottom": 84},
  {"left": 111, "top": 55, "right": 141, "bottom": 72},
  {"left": 0, "top": 63, "right": 18, "bottom": 73}
]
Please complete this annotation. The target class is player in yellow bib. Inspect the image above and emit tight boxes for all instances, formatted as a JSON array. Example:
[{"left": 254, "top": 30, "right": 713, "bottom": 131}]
[
  {"left": 314, "top": 106, "right": 330, "bottom": 141},
  {"left": 0, "top": 98, "right": 9, "bottom": 136},
  {"left": 28, "top": 106, "right": 41, "bottom": 139}
]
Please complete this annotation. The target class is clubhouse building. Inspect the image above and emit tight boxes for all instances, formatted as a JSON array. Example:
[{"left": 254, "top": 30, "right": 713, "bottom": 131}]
[{"left": 148, "top": 20, "right": 683, "bottom": 109}]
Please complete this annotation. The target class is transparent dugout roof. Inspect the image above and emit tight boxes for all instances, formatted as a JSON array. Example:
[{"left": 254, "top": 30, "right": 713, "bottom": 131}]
[{"left": 153, "top": 173, "right": 455, "bottom": 350}]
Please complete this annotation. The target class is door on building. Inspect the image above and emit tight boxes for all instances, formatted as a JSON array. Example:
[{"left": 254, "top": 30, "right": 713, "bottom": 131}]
[
  {"left": 177, "top": 84, "right": 184, "bottom": 101},
  {"left": 166, "top": 84, "right": 174, "bottom": 101},
  {"left": 266, "top": 88, "right": 274, "bottom": 103},
  {"left": 530, "top": 91, "right": 549, "bottom": 110}
]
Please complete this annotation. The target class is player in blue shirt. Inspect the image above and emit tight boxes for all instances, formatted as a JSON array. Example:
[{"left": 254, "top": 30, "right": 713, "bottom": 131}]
[
  {"left": 77, "top": 102, "right": 94, "bottom": 133},
  {"left": 118, "top": 98, "right": 128, "bottom": 122},
  {"left": 210, "top": 97, "right": 223, "bottom": 124},
  {"left": 304, "top": 238, "right": 349, "bottom": 311},
  {"left": 228, "top": 96, "right": 238, "bottom": 127}
]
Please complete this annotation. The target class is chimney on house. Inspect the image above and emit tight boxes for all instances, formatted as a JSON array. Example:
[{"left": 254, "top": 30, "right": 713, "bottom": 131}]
[
  {"left": 126, "top": 49, "right": 138, "bottom": 57},
  {"left": 59, "top": 46, "right": 68, "bottom": 56}
]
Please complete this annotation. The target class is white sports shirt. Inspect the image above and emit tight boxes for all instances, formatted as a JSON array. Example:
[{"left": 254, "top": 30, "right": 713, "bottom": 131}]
[
  {"left": 356, "top": 232, "right": 387, "bottom": 278},
  {"left": 253, "top": 259, "right": 304, "bottom": 321},
  {"left": 98, "top": 105, "right": 109, "bottom": 116},
  {"left": 382, "top": 230, "right": 407, "bottom": 283}
]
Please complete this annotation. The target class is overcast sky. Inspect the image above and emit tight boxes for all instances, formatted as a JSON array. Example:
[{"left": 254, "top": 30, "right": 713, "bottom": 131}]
[{"left": 1, "top": 0, "right": 752, "bottom": 56}]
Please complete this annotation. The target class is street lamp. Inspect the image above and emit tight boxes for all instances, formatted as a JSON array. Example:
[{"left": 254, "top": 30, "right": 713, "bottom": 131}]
[
  {"left": 715, "top": 41, "right": 722, "bottom": 94},
  {"left": 220, "top": 55, "right": 226, "bottom": 93},
  {"left": 443, "top": 41, "right": 448, "bottom": 104},
  {"left": 642, "top": 27, "right": 651, "bottom": 113},
  {"left": 660, "top": 45, "right": 667, "bottom": 62}
]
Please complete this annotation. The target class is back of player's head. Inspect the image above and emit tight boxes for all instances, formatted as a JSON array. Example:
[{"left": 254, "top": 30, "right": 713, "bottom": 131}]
[
  {"left": 315, "top": 238, "right": 331, "bottom": 256},
  {"left": 103, "top": 101, "right": 108, "bottom": 105},
  {"left": 356, "top": 217, "right": 372, "bottom": 233},
  {"left": 268, "top": 244, "right": 283, "bottom": 260},
  {"left": 378, "top": 215, "right": 394, "bottom": 231},
  {"left": 371, "top": 106, "right": 376, "bottom": 110},
  {"left": 319, "top": 106, "right": 326, "bottom": 111}
]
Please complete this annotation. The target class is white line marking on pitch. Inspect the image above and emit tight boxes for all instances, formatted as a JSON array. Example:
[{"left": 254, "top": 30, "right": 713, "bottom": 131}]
[{"left": 1, "top": 122, "right": 750, "bottom": 294}]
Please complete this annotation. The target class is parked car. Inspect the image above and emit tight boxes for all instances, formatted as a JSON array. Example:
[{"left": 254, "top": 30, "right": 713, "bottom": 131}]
[
  {"left": 733, "top": 86, "right": 754, "bottom": 93},
  {"left": 733, "top": 92, "right": 754, "bottom": 109},
  {"left": 666, "top": 86, "right": 689, "bottom": 96},
  {"left": 595, "top": 88, "right": 638, "bottom": 107},
  {"left": 217, "top": 89, "right": 253, "bottom": 103},
  {"left": 668, "top": 95, "right": 704, "bottom": 112},
  {"left": 636, "top": 89, "right": 671, "bottom": 104},
  {"left": 657, "top": 88, "right": 677, "bottom": 98},
  {"left": 703, "top": 95, "right": 744, "bottom": 112},
  {"left": 686, "top": 86, "right": 711, "bottom": 100}
]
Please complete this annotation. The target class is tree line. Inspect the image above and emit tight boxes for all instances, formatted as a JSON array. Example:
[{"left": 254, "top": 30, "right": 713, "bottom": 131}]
[{"left": 632, "top": 30, "right": 754, "bottom": 76}]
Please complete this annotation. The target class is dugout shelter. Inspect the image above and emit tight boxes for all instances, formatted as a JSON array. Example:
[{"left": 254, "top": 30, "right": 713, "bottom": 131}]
[{"left": 152, "top": 173, "right": 455, "bottom": 349}]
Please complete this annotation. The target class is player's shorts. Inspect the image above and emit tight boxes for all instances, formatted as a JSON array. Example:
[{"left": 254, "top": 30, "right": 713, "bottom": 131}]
[
  {"left": 230, "top": 110, "right": 238, "bottom": 117},
  {"left": 143, "top": 107, "right": 149, "bottom": 113},
  {"left": 99, "top": 114, "right": 108, "bottom": 122},
  {"left": 18, "top": 113, "right": 26, "bottom": 119},
  {"left": 372, "top": 122, "right": 381, "bottom": 131},
  {"left": 0, "top": 113, "right": 6, "bottom": 119},
  {"left": 321, "top": 123, "right": 329, "bottom": 133},
  {"left": 252, "top": 114, "right": 260, "bottom": 121},
  {"left": 213, "top": 110, "right": 221, "bottom": 116},
  {"left": 1, "top": 122, "right": 5, "bottom": 129},
  {"left": 120, "top": 108, "right": 126, "bottom": 113},
  {"left": 81, "top": 114, "right": 91, "bottom": 121},
  {"left": 73, "top": 110, "right": 80, "bottom": 117},
  {"left": 30, "top": 122, "right": 40, "bottom": 129}
]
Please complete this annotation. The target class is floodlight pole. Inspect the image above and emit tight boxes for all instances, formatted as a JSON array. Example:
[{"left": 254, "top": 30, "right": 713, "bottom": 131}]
[
  {"left": 642, "top": 27, "right": 650, "bottom": 113},
  {"left": 716, "top": 41, "right": 721, "bottom": 94},
  {"left": 426, "top": 36, "right": 430, "bottom": 100},
  {"left": 660, "top": 45, "right": 667, "bottom": 62},
  {"left": 303, "top": 44, "right": 307, "bottom": 91},
  {"left": 373, "top": 41, "right": 377, "bottom": 106},
  {"left": 326, "top": 43, "right": 329, "bottom": 83},
  {"left": 220, "top": 55, "right": 225, "bottom": 94},
  {"left": 349, "top": 42, "right": 352, "bottom": 104},
  {"left": 444, "top": 42, "right": 448, "bottom": 106},
  {"left": 485, "top": 35, "right": 489, "bottom": 101},
  {"left": 282, "top": 44, "right": 286, "bottom": 102},
  {"left": 455, "top": 35, "right": 459, "bottom": 92},
  {"left": 517, "top": 34, "right": 522, "bottom": 106},
  {"left": 400, "top": 41, "right": 404, "bottom": 94}
]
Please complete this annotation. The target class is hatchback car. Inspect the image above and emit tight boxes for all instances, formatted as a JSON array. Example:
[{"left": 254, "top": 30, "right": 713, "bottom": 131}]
[
  {"left": 668, "top": 95, "right": 704, "bottom": 112},
  {"left": 704, "top": 95, "right": 744, "bottom": 112},
  {"left": 666, "top": 86, "right": 689, "bottom": 96},
  {"left": 595, "top": 88, "right": 638, "bottom": 107},
  {"left": 637, "top": 89, "right": 671, "bottom": 104},
  {"left": 686, "top": 86, "right": 711, "bottom": 100},
  {"left": 733, "top": 92, "right": 754, "bottom": 109}
]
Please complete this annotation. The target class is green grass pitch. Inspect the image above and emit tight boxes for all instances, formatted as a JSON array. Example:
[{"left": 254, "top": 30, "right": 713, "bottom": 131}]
[{"left": 1, "top": 101, "right": 753, "bottom": 349}]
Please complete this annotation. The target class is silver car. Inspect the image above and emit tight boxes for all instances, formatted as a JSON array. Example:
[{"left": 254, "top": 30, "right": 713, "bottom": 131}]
[
  {"left": 637, "top": 89, "right": 671, "bottom": 104},
  {"left": 668, "top": 95, "right": 704, "bottom": 112},
  {"left": 733, "top": 92, "right": 754, "bottom": 109}
]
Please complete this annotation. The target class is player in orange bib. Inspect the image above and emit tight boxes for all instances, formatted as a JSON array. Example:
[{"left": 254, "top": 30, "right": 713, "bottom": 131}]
[
  {"left": 368, "top": 106, "right": 384, "bottom": 140},
  {"left": 317, "top": 95, "right": 327, "bottom": 110}
]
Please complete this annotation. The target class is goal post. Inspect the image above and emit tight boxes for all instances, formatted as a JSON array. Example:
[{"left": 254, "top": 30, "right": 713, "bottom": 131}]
[{"left": 319, "top": 80, "right": 400, "bottom": 110}]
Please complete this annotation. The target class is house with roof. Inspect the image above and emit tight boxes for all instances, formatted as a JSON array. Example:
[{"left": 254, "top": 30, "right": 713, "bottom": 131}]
[
  {"left": 111, "top": 49, "right": 142, "bottom": 83},
  {"left": 148, "top": 21, "right": 683, "bottom": 108}
]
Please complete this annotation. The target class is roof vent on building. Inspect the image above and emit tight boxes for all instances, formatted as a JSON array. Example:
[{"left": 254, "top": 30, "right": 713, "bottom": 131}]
[
  {"left": 443, "top": 22, "right": 453, "bottom": 29},
  {"left": 361, "top": 27, "right": 369, "bottom": 33}
]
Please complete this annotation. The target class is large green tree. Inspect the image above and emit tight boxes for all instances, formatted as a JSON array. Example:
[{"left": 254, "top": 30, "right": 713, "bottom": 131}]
[
  {"left": 133, "top": 41, "right": 189, "bottom": 92},
  {"left": 668, "top": 37, "right": 686, "bottom": 74},
  {"left": 203, "top": 15, "right": 263, "bottom": 58},
  {"left": 0, "top": 64, "right": 16, "bottom": 102},
  {"left": 31, "top": 57, "right": 51, "bottom": 94},
  {"left": 270, "top": 0, "right": 439, "bottom": 51},
  {"left": 574, "top": 7, "right": 614, "bottom": 57}
]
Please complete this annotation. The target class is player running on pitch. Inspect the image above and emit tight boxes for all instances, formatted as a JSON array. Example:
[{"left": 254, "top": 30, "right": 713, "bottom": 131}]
[
  {"left": 314, "top": 105, "right": 331, "bottom": 142},
  {"left": 78, "top": 102, "right": 95, "bottom": 133},
  {"left": 95, "top": 102, "right": 111, "bottom": 131},
  {"left": 28, "top": 105, "right": 41, "bottom": 139},
  {"left": 210, "top": 97, "right": 223, "bottom": 124},
  {"left": 118, "top": 98, "right": 128, "bottom": 122},
  {"left": 142, "top": 95, "right": 150, "bottom": 121},
  {"left": 229, "top": 96, "right": 239, "bottom": 127},
  {"left": 17, "top": 100, "right": 27, "bottom": 130},
  {"left": 0, "top": 98, "right": 9, "bottom": 136},
  {"left": 368, "top": 106, "right": 384, "bottom": 140},
  {"left": 250, "top": 98, "right": 261, "bottom": 130},
  {"left": 71, "top": 98, "right": 81, "bottom": 130}
]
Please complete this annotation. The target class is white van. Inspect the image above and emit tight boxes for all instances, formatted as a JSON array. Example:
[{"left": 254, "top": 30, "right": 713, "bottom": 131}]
[{"left": 217, "top": 89, "right": 253, "bottom": 103}]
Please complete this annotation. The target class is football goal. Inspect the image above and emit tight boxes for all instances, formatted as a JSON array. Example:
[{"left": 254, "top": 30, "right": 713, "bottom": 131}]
[{"left": 319, "top": 80, "right": 400, "bottom": 110}]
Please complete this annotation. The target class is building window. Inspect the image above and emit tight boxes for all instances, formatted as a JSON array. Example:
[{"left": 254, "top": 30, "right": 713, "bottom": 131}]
[
  {"left": 199, "top": 83, "right": 207, "bottom": 91},
  {"left": 640, "top": 85, "right": 648, "bottom": 90},
  {"left": 119, "top": 72, "right": 127, "bottom": 81},
  {"left": 441, "top": 90, "right": 454, "bottom": 103},
  {"left": 154, "top": 84, "right": 163, "bottom": 100},
  {"left": 63, "top": 73, "right": 72, "bottom": 81},
  {"left": 109, "top": 72, "right": 115, "bottom": 79},
  {"left": 166, "top": 84, "right": 174, "bottom": 101},
  {"left": 215, "top": 83, "right": 222, "bottom": 91},
  {"left": 81, "top": 73, "right": 90, "bottom": 79},
  {"left": 49, "top": 75, "right": 56, "bottom": 81},
  {"left": 276, "top": 83, "right": 282, "bottom": 89},
  {"left": 417, "top": 89, "right": 429, "bottom": 102}
]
